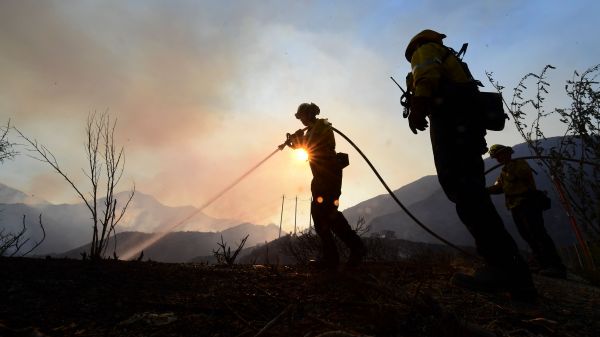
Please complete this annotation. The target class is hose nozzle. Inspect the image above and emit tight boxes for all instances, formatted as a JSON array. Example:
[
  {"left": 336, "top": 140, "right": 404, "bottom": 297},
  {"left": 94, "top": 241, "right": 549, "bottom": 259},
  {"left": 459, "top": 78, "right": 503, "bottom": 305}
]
[{"left": 277, "top": 133, "right": 292, "bottom": 151}]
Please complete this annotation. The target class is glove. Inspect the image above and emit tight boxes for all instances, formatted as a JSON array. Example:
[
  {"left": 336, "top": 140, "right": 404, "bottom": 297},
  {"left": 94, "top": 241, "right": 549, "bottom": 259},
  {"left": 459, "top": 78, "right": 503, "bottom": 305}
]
[
  {"left": 289, "top": 129, "right": 304, "bottom": 148},
  {"left": 292, "top": 129, "right": 304, "bottom": 138},
  {"left": 408, "top": 96, "right": 430, "bottom": 134}
]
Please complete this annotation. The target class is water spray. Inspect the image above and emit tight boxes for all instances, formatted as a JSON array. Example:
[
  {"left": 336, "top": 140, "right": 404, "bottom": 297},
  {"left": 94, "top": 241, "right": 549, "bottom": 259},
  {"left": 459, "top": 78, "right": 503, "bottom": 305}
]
[
  {"left": 122, "top": 125, "right": 476, "bottom": 261},
  {"left": 121, "top": 134, "right": 296, "bottom": 260}
]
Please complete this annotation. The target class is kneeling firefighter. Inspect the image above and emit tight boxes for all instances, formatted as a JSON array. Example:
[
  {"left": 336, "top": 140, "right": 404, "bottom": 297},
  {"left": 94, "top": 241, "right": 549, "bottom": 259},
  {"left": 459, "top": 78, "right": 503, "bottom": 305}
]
[
  {"left": 403, "top": 30, "right": 536, "bottom": 300},
  {"left": 287, "top": 102, "right": 365, "bottom": 269}
]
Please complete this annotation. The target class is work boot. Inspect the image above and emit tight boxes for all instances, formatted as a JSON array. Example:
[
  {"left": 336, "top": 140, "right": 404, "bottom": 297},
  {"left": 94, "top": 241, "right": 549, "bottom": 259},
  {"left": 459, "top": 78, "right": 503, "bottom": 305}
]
[
  {"left": 451, "top": 266, "right": 507, "bottom": 293},
  {"left": 538, "top": 266, "right": 567, "bottom": 279},
  {"left": 451, "top": 265, "right": 537, "bottom": 302}
]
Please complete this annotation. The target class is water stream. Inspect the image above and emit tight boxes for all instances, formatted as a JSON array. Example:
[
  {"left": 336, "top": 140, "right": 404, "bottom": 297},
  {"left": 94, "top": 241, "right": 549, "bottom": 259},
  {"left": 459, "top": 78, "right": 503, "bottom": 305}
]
[{"left": 121, "top": 148, "right": 282, "bottom": 260}]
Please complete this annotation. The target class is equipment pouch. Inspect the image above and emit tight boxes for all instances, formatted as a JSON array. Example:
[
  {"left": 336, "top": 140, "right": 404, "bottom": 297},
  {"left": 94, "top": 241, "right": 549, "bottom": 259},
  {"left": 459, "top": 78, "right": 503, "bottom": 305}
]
[
  {"left": 478, "top": 92, "right": 507, "bottom": 131},
  {"left": 336, "top": 152, "right": 349, "bottom": 169}
]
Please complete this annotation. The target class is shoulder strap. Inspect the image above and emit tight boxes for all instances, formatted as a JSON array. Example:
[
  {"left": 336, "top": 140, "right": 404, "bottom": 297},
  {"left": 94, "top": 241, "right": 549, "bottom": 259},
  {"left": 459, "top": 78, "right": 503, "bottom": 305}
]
[
  {"left": 441, "top": 43, "right": 483, "bottom": 87},
  {"left": 456, "top": 43, "right": 468, "bottom": 60},
  {"left": 441, "top": 43, "right": 468, "bottom": 62}
]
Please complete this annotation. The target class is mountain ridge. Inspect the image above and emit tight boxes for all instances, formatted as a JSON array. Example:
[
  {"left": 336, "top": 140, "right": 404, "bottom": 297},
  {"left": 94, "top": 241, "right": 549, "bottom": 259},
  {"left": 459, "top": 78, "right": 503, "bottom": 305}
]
[
  {"left": 1, "top": 136, "right": 591, "bottom": 259},
  {"left": 343, "top": 136, "right": 582, "bottom": 249},
  {"left": 55, "top": 223, "right": 280, "bottom": 263},
  {"left": 0, "top": 186, "right": 247, "bottom": 255}
]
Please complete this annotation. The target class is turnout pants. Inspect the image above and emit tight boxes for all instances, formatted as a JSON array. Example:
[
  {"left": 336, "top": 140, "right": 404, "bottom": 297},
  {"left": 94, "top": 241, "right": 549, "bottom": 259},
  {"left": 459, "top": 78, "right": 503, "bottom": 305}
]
[
  {"left": 512, "top": 200, "right": 565, "bottom": 270},
  {"left": 429, "top": 107, "right": 530, "bottom": 278},
  {"left": 310, "top": 165, "right": 363, "bottom": 266}
]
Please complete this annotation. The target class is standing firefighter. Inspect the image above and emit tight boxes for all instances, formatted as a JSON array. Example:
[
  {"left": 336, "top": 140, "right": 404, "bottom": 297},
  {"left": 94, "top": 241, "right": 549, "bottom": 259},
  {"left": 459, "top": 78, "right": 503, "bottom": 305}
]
[
  {"left": 487, "top": 144, "right": 567, "bottom": 278},
  {"left": 403, "top": 29, "right": 536, "bottom": 300},
  {"left": 288, "top": 102, "right": 365, "bottom": 269}
]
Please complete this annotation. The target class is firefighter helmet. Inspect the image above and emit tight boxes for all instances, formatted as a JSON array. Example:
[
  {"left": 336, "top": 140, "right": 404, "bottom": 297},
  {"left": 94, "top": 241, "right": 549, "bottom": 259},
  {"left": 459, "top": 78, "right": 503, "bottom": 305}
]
[
  {"left": 489, "top": 144, "right": 513, "bottom": 158},
  {"left": 405, "top": 29, "right": 447, "bottom": 62},
  {"left": 295, "top": 102, "right": 320, "bottom": 119}
]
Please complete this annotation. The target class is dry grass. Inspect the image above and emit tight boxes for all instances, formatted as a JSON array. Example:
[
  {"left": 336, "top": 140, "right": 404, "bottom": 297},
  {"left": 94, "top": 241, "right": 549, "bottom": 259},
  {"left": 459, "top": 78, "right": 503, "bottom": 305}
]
[{"left": 1, "top": 255, "right": 598, "bottom": 337}]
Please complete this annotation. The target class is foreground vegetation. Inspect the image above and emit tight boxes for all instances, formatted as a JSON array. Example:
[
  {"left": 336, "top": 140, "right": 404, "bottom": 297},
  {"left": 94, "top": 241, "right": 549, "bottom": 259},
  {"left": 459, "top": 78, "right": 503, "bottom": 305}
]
[{"left": 1, "top": 253, "right": 598, "bottom": 337}]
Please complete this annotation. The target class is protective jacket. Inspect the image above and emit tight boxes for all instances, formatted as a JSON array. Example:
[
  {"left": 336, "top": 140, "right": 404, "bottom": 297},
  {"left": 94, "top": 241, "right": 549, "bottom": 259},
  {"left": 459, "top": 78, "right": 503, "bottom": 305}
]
[
  {"left": 409, "top": 42, "right": 472, "bottom": 98},
  {"left": 291, "top": 118, "right": 340, "bottom": 195},
  {"left": 303, "top": 118, "right": 337, "bottom": 163},
  {"left": 404, "top": 31, "right": 534, "bottom": 290},
  {"left": 487, "top": 159, "right": 537, "bottom": 209},
  {"left": 292, "top": 116, "right": 363, "bottom": 267}
]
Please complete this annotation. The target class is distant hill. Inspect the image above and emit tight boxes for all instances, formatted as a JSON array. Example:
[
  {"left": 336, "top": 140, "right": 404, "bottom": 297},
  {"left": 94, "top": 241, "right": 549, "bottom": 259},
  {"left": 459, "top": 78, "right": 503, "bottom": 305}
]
[
  {"left": 57, "top": 223, "right": 280, "bottom": 263},
  {"left": 343, "top": 175, "right": 440, "bottom": 227},
  {"left": 0, "top": 201, "right": 92, "bottom": 255},
  {"left": 112, "top": 190, "right": 245, "bottom": 233},
  {"left": 0, "top": 182, "right": 48, "bottom": 205},
  {"left": 342, "top": 137, "right": 586, "bottom": 249},
  {"left": 1, "top": 136, "right": 592, "bottom": 258},
  {"left": 0, "top": 186, "right": 248, "bottom": 255}
]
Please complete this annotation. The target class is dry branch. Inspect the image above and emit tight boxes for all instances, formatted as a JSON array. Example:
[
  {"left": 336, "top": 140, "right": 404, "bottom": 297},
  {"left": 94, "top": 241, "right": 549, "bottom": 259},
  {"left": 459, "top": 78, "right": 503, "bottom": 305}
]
[
  {"left": 213, "top": 234, "right": 250, "bottom": 265},
  {"left": 0, "top": 214, "right": 45, "bottom": 257},
  {"left": 14, "top": 111, "right": 135, "bottom": 259}
]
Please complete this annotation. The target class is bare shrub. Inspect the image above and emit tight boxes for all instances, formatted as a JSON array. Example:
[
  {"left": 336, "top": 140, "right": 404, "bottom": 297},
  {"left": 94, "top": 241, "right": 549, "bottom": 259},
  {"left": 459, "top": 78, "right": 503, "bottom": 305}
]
[
  {"left": 365, "top": 236, "right": 402, "bottom": 262},
  {"left": 0, "top": 214, "right": 45, "bottom": 257},
  {"left": 0, "top": 120, "right": 17, "bottom": 163},
  {"left": 1, "top": 121, "right": 44, "bottom": 257},
  {"left": 213, "top": 234, "right": 249, "bottom": 265},
  {"left": 486, "top": 65, "right": 600, "bottom": 241},
  {"left": 283, "top": 216, "right": 377, "bottom": 264},
  {"left": 15, "top": 111, "right": 135, "bottom": 260},
  {"left": 282, "top": 230, "right": 320, "bottom": 265}
]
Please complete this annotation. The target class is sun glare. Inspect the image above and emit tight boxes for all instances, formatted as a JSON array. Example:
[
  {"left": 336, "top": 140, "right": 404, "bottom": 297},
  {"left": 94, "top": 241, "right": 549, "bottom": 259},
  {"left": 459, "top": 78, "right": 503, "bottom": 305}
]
[{"left": 294, "top": 148, "right": 309, "bottom": 162}]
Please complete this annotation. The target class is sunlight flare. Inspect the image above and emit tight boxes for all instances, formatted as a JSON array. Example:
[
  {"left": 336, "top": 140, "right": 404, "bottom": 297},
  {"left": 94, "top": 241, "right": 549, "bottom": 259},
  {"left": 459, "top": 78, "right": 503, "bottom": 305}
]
[{"left": 294, "top": 148, "right": 309, "bottom": 162}]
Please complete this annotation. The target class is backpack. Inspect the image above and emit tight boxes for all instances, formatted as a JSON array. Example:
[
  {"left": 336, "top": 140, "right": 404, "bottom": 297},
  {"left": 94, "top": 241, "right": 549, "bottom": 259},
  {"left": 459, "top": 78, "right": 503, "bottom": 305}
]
[{"left": 443, "top": 43, "right": 508, "bottom": 131}]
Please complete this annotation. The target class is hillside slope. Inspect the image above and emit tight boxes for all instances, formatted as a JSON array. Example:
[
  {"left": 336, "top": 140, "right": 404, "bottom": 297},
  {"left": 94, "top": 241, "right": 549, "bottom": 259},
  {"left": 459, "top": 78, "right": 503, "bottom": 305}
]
[
  {"left": 58, "top": 223, "right": 280, "bottom": 262},
  {"left": 1, "top": 257, "right": 598, "bottom": 337}
]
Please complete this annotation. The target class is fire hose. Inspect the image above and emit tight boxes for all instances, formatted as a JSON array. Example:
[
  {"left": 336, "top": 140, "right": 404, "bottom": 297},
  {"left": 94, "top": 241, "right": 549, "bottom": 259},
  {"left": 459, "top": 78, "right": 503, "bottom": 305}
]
[
  {"left": 279, "top": 126, "right": 476, "bottom": 258},
  {"left": 328, "top": 130, "right": 599, "bottom": 260},
  {"left": 125, "top": 125, "right": 597, "bottom": 261},
  {"left": 329, "top": 127, "right": 477, "bottom": 258}
]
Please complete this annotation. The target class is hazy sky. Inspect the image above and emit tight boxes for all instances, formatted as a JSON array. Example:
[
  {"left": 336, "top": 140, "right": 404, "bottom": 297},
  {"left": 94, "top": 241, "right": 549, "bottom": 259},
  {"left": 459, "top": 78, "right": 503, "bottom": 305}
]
[{"left": 1, "top": 0, "right": 598, "bottom": 232}]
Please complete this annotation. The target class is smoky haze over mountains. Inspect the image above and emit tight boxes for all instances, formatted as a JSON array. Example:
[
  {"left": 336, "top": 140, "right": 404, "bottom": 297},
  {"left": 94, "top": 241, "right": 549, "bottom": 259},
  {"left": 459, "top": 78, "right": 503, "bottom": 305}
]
[
  {"left": 0, "top": 183, "right": 49, "bottom": 205},
  {"left": 59, "top": 223, "right": 280, "bottom": 263},
  {"left": 0, "top": 137, "right": 587, "bottom": 260},
  {"left": 2, "top": 0, "right": 599, "bottom": 245},
  {"left": 0, "top": 187, "right": 250, "bottom": 255}
]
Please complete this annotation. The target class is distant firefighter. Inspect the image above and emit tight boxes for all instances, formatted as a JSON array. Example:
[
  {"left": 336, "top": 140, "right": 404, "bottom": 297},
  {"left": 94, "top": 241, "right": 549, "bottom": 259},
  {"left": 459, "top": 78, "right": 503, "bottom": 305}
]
[
  {"left": 288, "top": 102, "right": 365, "bottom": 269},
  {"left": 402, "top": 29, "right": 536, "bottom": 301},
  {"left": 487, "top": 144, "right": 566, "bottom": 278}
]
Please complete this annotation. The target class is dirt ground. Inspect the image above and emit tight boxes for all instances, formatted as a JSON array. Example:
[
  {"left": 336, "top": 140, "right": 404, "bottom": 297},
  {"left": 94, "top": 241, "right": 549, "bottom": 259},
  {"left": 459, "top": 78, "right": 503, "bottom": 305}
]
[{"left": 1, "top": 256, "right": 599, "bottom": 337}]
